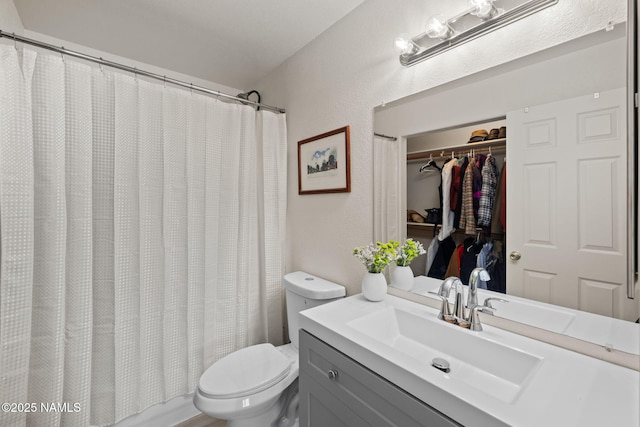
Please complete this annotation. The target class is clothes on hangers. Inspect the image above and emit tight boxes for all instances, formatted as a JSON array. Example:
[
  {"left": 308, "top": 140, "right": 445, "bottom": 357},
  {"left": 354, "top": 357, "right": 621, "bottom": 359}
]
[{"left": 478, "top": 154, "right": 499, "bottom": 228}]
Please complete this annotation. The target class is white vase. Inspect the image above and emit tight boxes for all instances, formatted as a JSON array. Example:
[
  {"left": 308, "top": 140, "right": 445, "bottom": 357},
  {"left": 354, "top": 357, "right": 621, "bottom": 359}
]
[
  {"left": 361, "top": 272, "right": 387, "bottom": 301},
  {"left": 390, "top": 265, "right": 414, "bottom": 291}
]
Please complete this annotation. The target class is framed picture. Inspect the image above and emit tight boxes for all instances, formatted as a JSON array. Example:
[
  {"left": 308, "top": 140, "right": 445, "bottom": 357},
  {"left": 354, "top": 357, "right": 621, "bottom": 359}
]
[{"left": 298, "top": 126, "right": 351, "bottom": 195}]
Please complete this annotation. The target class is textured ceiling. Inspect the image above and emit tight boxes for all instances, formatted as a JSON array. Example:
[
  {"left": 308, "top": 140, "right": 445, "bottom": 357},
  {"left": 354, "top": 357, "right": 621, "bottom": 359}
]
[{"left": 13, "top": 0, "right": 366, "bottom": 89}]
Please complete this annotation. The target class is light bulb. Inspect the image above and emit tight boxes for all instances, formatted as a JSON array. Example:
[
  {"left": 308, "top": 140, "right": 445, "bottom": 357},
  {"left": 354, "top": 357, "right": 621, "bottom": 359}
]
[
  {"left": 394, "top": 34, "right": 419, "bottom": 55},
  {"left": 425, "top": 16, "right": 453, "bottom": 40},
  {"left": 469, "top": 0, "right": 497, "bottom": 20}
]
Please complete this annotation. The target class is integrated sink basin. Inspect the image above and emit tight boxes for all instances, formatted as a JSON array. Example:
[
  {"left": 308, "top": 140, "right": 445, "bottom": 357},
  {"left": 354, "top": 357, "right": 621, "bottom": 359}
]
[{"left": 346, "top": 305, "right": 543, "bottom": 403}]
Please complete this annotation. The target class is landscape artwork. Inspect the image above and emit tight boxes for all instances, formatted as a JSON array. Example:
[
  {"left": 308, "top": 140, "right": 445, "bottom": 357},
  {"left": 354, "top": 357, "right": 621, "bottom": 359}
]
[{"left": 298, "top": 126, "right": 351, "bottom": 194}]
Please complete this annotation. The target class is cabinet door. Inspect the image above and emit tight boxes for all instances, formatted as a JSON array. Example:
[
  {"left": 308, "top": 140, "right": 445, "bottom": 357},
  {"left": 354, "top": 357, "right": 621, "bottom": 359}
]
[
  {"left": 299, "top": 330, "right": 461, "bottom": 427},
  {"left": 300, "top": 371, "right": 369, "bottom": 427}
]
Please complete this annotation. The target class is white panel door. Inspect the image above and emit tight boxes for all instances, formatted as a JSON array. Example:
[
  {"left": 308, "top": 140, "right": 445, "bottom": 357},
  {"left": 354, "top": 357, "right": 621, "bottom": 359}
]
[{"left": 507, "top": 88, "right": 638, "bottom": 321}]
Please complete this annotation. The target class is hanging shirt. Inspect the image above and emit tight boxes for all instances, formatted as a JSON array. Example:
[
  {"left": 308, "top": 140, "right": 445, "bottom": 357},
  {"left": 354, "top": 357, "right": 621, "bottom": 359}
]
[
  {"left": 427, "top": 236, "right": 457, "bottom": 280},
  {"left": 500, "top": 163, "right": 506, "bottom": 232},
  {"left": 452, "top": 156, "right": 468, "bottom": 229},
  {"left": 459, "top": 160, "right": 476, "bottom": 235},
  {"left": 491, "top": 161, "right": 506, "bottom": 235},
  {"left": 478, "top": 154, "right": 499, "bottom": 227},
  {"left": 445, "top": 243, "right": 465, "bottom": 279},
  {"left": 460, "top": 237, "right": 483, "bottom": 285},
  {"left": 438, "top": 158, "right": 457, "bottom": 240},
  {"left": 472, "top": 156, "right": 484, "bottom": 218}
]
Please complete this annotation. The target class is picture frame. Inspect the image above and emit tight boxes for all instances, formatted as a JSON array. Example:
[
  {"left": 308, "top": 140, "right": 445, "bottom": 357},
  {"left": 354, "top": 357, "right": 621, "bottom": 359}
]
[{"left": 298, "top": 126, "right": 351, "bottom": 195}]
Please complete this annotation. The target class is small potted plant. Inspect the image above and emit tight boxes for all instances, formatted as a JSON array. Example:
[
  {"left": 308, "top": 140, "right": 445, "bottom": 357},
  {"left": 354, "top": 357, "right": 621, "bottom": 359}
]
[
  {"left": 389, "top": 238, "right": 426, "bottom": 290},
  {"left": 353, "top": 241, "right": 396, "bottom": 301}
]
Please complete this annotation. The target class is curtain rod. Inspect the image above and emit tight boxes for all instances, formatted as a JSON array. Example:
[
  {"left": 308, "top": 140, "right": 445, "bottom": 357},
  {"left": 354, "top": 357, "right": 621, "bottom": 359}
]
[
  {"left": 374, "top": 132, "right": 397, "bottom": 141},
  {"left": 0, "top": 30, "right": 286, "bottom": 114}
]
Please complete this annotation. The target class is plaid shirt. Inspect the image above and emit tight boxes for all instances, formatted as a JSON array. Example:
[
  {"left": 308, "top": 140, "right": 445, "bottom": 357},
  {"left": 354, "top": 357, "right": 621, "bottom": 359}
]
[
  {"left": 459, "top": 160, "right": 476, "bottom": 235},
  {"left": 478, "top": 154, "right": 499, "bottom": 227}
]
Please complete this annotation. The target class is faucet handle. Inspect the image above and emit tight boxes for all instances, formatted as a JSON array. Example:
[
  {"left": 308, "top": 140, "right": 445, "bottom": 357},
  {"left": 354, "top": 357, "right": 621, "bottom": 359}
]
[
  {"left": 468, "top": 305, "right": 495, "bottom": 331},
  {"left": 428, "top": 292, "right": 452, "bottom": 321},
  {"left": 483, "top": 297, "right": 508, "bottom": 311}
]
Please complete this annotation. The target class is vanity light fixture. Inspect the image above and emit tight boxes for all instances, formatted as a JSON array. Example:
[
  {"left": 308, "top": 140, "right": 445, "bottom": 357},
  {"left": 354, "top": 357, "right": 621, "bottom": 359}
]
[
  {"left": 397, "top": 0, "right": 558, "bottom": 67},
  {"left": 469, "top": 0, "right": 498, "bottom": 20},
  {"left": 394, "top": 34, "right": 420, "bottom": 55},
  {"left": 425, "top": 16, "right": 454, "bottom": 40}
]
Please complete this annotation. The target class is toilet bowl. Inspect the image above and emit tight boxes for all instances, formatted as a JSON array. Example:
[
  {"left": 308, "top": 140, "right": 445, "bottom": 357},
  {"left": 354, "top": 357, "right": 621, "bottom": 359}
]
[{"left": 194, "top": 271, "right": 345, "bottom": 427}]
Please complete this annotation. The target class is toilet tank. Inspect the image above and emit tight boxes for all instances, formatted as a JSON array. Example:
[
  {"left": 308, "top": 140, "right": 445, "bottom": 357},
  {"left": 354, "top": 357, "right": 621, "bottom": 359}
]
[{"left": 283, "top": 271, "right": 345, "bottom": 349}]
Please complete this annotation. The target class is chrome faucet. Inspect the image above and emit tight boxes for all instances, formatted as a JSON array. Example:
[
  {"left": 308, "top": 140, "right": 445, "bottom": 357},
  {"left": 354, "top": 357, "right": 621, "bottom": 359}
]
[
  {"left": 430, "top": 273, "right": 500, "bottom": 331},
  {"left": 467, "top": 267, "right": 491, "bottom": 310}
]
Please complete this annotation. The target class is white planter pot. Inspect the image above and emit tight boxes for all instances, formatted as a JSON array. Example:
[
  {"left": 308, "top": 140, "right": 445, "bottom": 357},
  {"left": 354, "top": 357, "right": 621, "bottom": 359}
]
[
  {"left": 361, "top": 272, "right": 387, "bottom": 301},
  {"left": 390, "top": 265, "right": 414, "bottom": 291}
]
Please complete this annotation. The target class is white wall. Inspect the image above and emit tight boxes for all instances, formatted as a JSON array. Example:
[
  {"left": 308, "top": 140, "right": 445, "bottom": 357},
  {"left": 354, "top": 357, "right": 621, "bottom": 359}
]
[
  {"left": 255, "top": 0, "right": 627, "bottom": 295},
  {"left": 0, "top": 0, "right": 23, "bottom": 34}
]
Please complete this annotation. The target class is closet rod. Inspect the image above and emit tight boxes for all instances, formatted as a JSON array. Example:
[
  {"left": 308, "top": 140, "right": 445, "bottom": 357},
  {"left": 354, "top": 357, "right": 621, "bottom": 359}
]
[
  {"left": 408, "top": 144, "right": 506, "bottom": 161},
  {"left": 0, "top": 30, "right": 286, "bottom": 114},
  {"left": 374, "top": 132, "right": 398, "bottom": 141}
]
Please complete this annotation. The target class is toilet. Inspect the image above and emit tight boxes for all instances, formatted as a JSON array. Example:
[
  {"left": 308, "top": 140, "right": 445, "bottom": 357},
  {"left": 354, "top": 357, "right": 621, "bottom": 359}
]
[{"left": 193, "top": 271, "right": 345, "bottom": 426}]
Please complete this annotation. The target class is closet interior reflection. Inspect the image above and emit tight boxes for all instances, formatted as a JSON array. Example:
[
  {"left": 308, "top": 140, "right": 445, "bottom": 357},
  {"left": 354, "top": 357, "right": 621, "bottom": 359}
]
[{"left": 407, "top": 119, "right": 507, "bottom": 293}]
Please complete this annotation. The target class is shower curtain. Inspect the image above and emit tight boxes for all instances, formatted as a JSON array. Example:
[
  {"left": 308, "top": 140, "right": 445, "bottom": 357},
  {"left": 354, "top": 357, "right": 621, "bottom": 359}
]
[
  {"left": 373, "top": 135, "right": 403, "bottom": 243},
  {"left": 0, "top": 45, "right": 287, "bottom": 426}
]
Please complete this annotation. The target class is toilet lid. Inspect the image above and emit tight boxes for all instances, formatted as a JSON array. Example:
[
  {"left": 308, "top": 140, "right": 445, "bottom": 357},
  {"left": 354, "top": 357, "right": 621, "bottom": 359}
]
[{"left": 198, "top": 343, "right": 292, "bottom": 399}]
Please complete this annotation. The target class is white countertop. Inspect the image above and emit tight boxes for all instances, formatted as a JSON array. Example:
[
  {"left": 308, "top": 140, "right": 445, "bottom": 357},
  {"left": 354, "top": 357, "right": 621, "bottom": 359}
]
[{"left": 300, "top": 293, "right": 640, "bottom": 427}]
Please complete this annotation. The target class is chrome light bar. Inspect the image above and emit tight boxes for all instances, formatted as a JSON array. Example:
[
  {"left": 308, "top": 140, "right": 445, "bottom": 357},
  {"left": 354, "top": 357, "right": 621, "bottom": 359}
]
[{"left": 399, "top": 0, "right": 559, "bottom": 67}]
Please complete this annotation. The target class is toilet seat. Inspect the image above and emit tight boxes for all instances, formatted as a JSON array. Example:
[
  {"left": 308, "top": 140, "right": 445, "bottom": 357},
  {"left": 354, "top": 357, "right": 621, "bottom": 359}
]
[{"left": 198, "top": 343, "right": 292, "bottom": 399}]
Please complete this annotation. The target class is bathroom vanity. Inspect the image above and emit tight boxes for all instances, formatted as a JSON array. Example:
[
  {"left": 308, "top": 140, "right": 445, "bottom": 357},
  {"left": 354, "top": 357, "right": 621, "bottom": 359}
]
[
  {"left": 299, "top": 294, "right": 639, "bottom": 427},
  {"left": 299, "top": 330, "right": 462, "bottom": 426}
]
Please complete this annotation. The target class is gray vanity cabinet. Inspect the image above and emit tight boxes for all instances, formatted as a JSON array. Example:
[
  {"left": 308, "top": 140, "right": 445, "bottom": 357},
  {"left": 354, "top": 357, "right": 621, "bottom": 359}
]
[{"left": 299, "top": 330, "right": 461, "bottom": 427}]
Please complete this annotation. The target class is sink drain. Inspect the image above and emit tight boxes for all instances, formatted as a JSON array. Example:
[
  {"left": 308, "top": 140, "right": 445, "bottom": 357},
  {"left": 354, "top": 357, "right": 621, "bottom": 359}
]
[{"left": 431, "top": 357, "right": 450, "bottom": 373}]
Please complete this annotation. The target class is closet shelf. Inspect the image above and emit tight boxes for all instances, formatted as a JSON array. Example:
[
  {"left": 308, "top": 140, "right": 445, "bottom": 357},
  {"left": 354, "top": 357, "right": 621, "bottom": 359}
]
[
  {"left": 407, "top": 138, "right": 506, "bottom": 161},
  {"left": 407, "top": 222, "right": 440, "bottom": 228}
]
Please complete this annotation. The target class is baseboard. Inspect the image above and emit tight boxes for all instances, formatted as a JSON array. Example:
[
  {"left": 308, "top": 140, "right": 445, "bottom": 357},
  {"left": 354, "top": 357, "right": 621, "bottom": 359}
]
[{"left": 113, "top": 394, "right": 203, "bottom": 427}]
